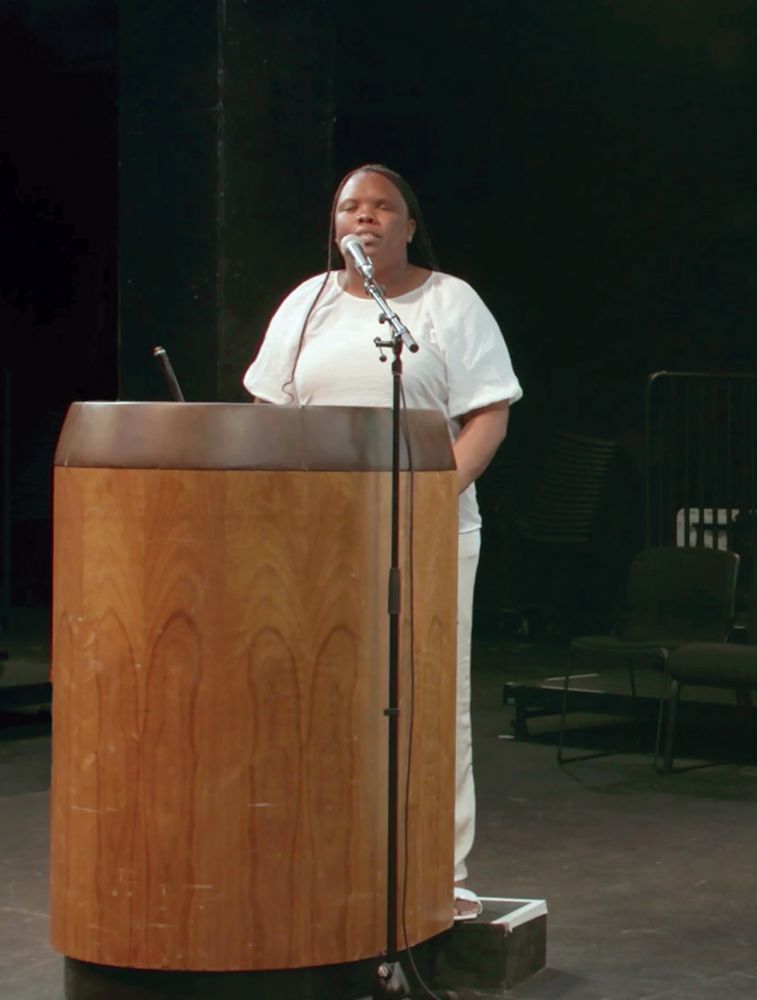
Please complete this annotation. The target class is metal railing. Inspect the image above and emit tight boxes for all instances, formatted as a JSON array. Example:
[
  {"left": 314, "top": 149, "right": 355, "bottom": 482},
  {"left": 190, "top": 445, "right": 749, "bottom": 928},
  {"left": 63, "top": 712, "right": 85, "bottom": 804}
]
[{"left": 645, "top": 371, "right": 757, "bottom": 589}]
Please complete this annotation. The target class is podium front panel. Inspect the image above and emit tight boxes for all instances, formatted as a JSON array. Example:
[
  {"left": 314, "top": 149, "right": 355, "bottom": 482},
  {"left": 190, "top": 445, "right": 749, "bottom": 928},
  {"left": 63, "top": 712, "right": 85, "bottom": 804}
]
[{"left": 50, "top": 404, "right": 457, "bottom": 971}]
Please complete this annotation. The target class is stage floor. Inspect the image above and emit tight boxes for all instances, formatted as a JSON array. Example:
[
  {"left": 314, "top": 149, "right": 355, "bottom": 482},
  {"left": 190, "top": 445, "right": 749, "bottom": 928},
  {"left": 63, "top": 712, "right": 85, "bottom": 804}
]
[{"left": 2, "top": 615, "right": 757, "bottom": 998}]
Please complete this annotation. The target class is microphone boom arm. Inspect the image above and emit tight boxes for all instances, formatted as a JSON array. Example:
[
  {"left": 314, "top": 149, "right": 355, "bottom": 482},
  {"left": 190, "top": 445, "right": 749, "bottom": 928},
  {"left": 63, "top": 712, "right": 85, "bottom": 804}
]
[
  {"left": 363, "top": 276, "right": 419, "bottom": 354},
  {"left": 339, "top": 233, "right": 419, "bottom": 354}
]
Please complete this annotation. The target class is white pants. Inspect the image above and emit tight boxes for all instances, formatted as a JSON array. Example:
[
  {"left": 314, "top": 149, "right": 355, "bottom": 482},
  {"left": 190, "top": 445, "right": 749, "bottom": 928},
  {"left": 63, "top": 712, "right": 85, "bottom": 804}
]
[{"left": 454, "top": 528, "right": 480, "bottom": 883}]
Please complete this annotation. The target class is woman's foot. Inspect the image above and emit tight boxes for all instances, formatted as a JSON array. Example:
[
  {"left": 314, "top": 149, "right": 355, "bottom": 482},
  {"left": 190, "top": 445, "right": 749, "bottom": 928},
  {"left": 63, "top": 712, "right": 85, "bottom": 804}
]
[{"left": 453, "top": 885, "right": 483, "bottom": 921}]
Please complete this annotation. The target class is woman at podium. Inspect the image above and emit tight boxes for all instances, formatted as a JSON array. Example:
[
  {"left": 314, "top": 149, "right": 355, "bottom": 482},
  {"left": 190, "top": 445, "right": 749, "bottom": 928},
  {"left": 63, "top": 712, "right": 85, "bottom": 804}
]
[{"left": 243, "top": 163, "right": 522, "bottom": 920}]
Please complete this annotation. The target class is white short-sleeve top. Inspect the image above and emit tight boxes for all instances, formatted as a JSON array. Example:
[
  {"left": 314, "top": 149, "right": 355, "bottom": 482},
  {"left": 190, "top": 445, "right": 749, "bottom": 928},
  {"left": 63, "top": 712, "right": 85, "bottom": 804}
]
[{"left": 243, "top": 270, "right": 522, "bottom": 532}]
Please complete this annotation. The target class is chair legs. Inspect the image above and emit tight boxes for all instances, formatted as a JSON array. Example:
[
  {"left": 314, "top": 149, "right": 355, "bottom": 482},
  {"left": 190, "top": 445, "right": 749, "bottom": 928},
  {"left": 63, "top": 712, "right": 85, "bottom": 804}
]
[
  {"left": 556, "top": 648, "right": 574, "bottom": 765},
  {"left": 557, "top": 651, "right": 646, "bottom": 765},
  {"left": 656, "top": 678, "right": 757, "bottom": 773},
  {"left": 735, "top": 687, "right": 756, "bottom": 758},
  {"left": 654, "top": 653, "right": 680, "bottom": 774}
]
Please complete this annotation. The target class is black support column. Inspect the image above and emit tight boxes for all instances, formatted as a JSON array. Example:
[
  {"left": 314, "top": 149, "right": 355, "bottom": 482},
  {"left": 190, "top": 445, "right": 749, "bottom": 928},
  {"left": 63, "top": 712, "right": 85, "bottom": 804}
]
[{"left": 118, "top": 0, "right": 335, "bottom": 402}]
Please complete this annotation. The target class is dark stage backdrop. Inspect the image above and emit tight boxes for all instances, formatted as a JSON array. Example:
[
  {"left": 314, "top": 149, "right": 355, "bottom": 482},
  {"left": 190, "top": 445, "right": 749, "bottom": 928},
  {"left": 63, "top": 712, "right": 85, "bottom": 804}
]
[
  {"left": 2, "top": 0, "right": 756, "bottom": 612},
  {"left": 332, "top": 1, "right": 757, "bottom": 440},
  {"left": 116, "top": 0, "right": 757, "bottom": 426}
]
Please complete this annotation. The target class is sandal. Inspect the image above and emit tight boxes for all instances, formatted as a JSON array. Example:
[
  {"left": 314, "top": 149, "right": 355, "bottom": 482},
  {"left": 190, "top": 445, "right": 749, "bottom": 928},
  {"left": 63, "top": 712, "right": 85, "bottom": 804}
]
[{"left": 453, "top": 886, "right": 483, "bottom": 921}]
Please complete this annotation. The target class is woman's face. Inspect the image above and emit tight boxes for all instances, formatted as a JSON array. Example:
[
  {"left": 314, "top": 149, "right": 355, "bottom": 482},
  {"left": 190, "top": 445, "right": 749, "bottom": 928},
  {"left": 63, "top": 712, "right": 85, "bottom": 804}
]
[{"left": 334, "top": 171, "right": 417, "bottom": 272}]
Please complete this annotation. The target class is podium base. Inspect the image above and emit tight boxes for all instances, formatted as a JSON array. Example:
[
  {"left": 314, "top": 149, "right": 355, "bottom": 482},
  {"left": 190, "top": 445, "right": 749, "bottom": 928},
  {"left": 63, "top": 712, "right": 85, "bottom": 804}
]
[
  {"left": 63, "top": 899, "right": 547, "bottom": 999},
  {"left": 63, "top": 955, "right": 381, "bottom": 1000}
]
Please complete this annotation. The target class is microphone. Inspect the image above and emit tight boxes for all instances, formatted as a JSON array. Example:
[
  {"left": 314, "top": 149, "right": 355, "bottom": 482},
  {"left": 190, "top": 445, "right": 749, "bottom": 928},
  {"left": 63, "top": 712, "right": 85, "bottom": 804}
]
[
  {"left": 339, "top": 233, "right": 374, "bottom": 281},
  {"left": 153, "top": 346, "right": 185, "bottom": 401}
]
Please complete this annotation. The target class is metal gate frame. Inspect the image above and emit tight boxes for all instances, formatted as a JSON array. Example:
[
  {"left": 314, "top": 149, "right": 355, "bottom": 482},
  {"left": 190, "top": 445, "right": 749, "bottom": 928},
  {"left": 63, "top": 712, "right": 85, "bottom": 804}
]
[{"left": 645, "top": 371, "right": 757, "bottom": 604}]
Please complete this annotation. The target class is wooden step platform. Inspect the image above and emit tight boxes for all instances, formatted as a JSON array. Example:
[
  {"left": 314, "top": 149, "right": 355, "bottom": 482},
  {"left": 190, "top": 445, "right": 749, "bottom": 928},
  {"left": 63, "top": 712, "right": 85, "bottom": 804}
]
[{"left": 427, "top": 896, "right": 547, "bottom": 994}]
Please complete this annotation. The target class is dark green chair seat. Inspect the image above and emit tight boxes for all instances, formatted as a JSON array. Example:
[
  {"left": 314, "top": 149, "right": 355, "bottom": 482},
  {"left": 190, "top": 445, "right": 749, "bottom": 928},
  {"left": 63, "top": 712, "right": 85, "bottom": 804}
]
[
  {"left": 668, "top": 643, "right": 757, "bottom": 687},
  {"left": 658, "top": 595, "right": 757, "bottom": 773}
]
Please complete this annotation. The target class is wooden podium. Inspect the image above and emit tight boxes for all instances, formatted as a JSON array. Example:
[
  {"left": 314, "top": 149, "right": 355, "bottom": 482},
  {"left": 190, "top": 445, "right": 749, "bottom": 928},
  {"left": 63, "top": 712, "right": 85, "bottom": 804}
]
[{"left": 49, "top": 402, "right": 458, "bottom": 976}]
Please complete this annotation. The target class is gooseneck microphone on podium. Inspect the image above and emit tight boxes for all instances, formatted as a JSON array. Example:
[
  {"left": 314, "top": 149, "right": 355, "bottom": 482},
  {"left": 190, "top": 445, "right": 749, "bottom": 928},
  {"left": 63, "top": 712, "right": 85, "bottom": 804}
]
[{"left": 153, "top": 346, "right": 185, "bottom": 401}]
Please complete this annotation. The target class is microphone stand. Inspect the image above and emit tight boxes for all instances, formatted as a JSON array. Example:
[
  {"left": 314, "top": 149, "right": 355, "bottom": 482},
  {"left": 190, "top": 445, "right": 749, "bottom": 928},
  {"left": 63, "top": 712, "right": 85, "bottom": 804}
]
[{"left": 366, "top": 274, "right": 414, "bottom": 1000}]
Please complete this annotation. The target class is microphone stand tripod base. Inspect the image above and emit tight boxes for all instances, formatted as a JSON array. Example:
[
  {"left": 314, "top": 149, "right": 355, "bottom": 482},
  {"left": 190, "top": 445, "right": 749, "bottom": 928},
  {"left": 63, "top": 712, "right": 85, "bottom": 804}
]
[
  {"left": 372, "top": 960, "right": 411, "bottom": 999},
  {"left": 357, "top": 960, "right": 462, "bottom": 1000}
]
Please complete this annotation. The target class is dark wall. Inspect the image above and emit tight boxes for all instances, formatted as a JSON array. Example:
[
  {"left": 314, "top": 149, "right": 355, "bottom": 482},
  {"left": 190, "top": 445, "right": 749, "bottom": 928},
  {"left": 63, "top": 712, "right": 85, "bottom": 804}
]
[
  {"left": 1, "top": 7, "right": 117, "bottom": 406},
  {"left": 333, "top": 0, "right": 757, "bottom": 443},
  {"left": 0, "top": 0, "right": 117, "bottom": 604},
  {"left": 329, "top": 0, "right": 757, "bottom": 632}
]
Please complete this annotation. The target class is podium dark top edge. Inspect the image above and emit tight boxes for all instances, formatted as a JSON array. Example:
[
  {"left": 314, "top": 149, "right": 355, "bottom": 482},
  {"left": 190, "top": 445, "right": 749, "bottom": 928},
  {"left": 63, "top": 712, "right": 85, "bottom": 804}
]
[{"left": 54, "top": 402, "right": 457, "bottom": 473}]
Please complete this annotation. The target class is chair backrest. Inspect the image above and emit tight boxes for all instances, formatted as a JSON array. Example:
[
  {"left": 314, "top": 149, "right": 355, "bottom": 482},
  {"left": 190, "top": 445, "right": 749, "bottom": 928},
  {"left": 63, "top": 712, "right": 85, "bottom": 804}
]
[
  {"left": 746, "top": 556, "right": 757, "bottom": 643},
  {"left": 624, "top": 546, "right": 739, "bottom": 643},
  {"left": 520, "top": 430, "right": 617, "bottom": 544}
]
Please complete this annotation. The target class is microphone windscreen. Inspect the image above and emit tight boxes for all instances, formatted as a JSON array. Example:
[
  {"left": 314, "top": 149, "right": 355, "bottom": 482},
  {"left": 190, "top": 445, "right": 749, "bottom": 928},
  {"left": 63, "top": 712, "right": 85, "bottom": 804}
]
[{"left": 339, "top": 234, "right": 363, "bottom": 255}]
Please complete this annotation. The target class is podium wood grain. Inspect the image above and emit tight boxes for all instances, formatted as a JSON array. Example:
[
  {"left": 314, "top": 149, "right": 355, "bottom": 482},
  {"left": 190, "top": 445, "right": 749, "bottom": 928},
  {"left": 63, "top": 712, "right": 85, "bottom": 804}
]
[{"left": 50, "top": 466, "right": 457, "bottom": 970}]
